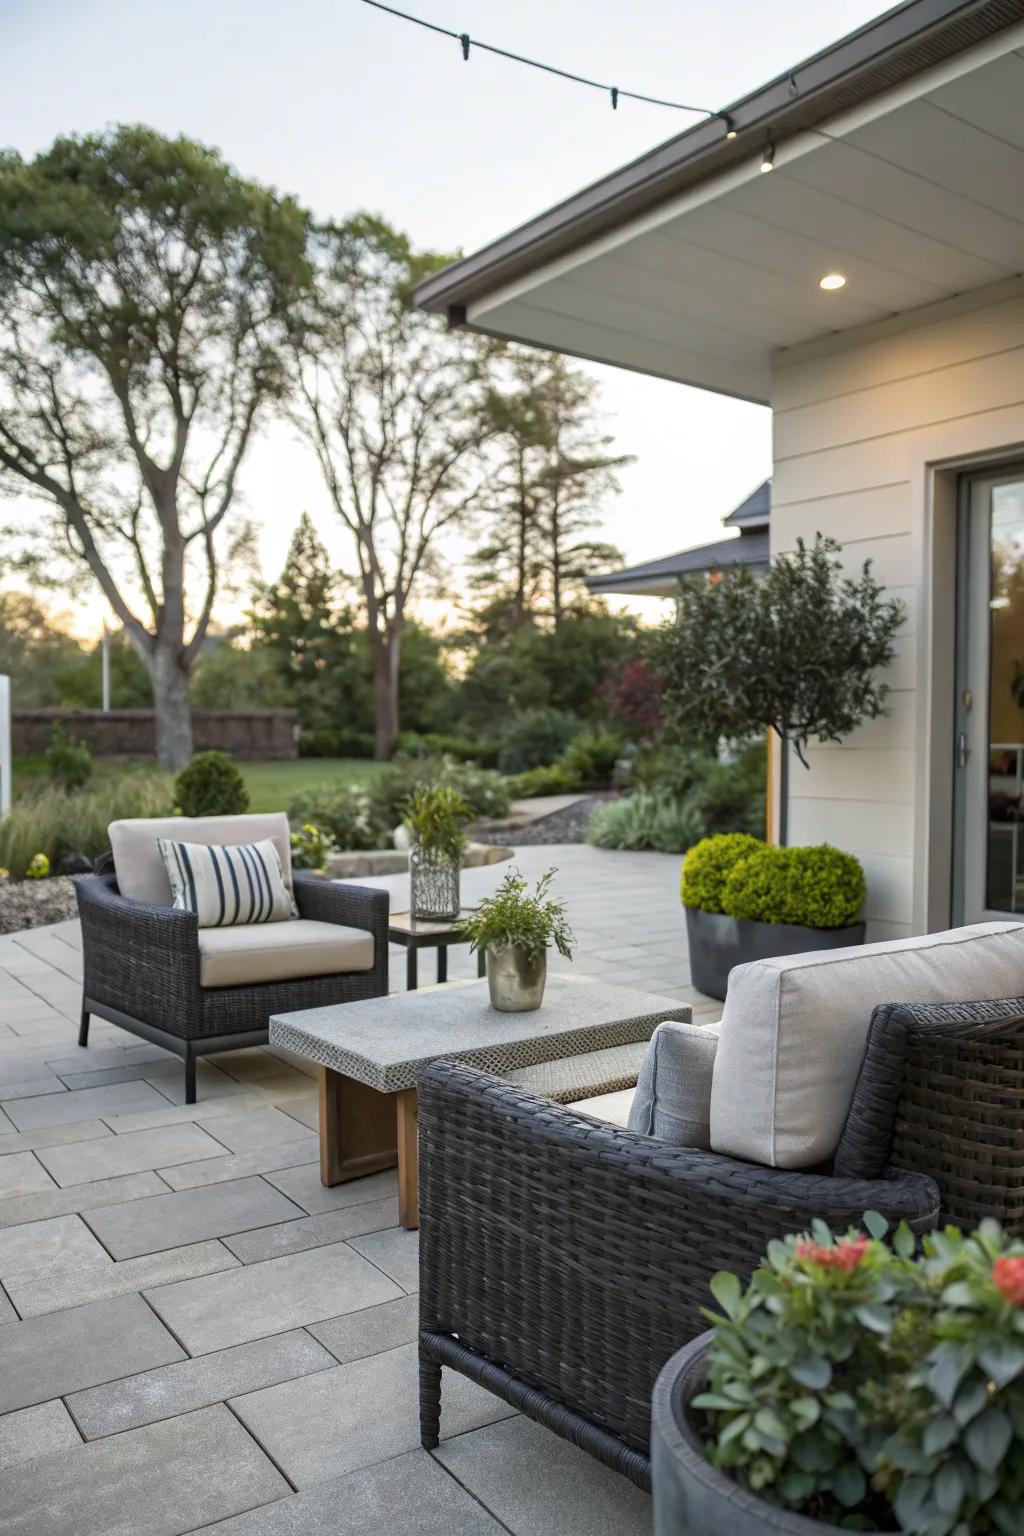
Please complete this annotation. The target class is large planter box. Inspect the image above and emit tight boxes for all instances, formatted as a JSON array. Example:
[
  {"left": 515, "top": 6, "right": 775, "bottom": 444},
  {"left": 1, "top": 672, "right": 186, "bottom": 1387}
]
[
  {"left": 651, "top": 1331, "right": 885, "bottom": 1536},
  {"left": 685, "top": 905, "right": 865, "bottom": 1001}
]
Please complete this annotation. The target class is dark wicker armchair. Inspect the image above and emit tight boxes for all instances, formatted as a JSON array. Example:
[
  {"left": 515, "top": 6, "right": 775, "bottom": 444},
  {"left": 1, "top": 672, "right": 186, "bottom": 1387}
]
[
  {"left": 417, "top": 1058, "right": 941, "bottom": 1491},
  {"left": 76, "top": 871, "right": 389, "bottom": 1103}
]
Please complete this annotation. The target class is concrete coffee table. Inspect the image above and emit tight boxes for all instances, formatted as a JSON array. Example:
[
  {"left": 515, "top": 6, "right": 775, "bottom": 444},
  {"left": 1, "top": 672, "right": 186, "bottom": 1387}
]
[{"left": 271, "top": 975, "right": 689, "bottom": 1229}]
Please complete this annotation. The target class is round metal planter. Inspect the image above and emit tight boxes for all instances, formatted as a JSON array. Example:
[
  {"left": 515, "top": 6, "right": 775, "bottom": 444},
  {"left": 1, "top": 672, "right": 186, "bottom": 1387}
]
[
  {"left": 486, "top": 945, "right": 547, "bottom": 1012},
  {"left": 684, "top": 906, "right": 866, "bottom": 1002},
  {"left": 651, "top": 1331, "right": 886, "bottom": 1536}
]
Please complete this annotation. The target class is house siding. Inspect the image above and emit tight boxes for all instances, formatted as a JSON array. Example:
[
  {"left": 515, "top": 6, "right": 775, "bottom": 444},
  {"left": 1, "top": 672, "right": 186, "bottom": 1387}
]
[{"left": 770, "top": 281, "right": 1024, "bottom": 938}]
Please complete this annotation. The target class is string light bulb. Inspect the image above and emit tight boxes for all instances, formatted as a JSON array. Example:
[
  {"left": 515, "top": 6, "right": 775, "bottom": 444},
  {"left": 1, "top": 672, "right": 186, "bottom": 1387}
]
[
  {"left": 760, "top": 141, "right": 775, "bottom": 173},
  {"left": 723, "top": 114, "right": 737, "bottom": 140},
  {"left": 819, "top": 272, "right": 847, "bottom": 291}
]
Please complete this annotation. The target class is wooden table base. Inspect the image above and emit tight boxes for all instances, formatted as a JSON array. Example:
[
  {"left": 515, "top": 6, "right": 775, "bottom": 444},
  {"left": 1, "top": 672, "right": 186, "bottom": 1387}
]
[{"left": 318, "top": 1067, "right": 420, "bottom": 1228}]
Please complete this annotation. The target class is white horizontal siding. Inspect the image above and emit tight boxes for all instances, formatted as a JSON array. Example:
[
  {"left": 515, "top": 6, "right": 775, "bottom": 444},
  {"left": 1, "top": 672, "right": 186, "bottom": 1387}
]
[{"left": 771, "top": 286, "right": 1024, "bottom": 930}]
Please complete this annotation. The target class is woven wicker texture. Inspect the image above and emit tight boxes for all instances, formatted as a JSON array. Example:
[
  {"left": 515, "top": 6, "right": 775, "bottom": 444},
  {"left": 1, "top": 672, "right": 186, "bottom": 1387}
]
[
  {"left": 417, "top": 1061, "right": 940, "bottom": 1485},
  {"left": 504, "top": 1040, "right": 649, "bottom": 1102},
  {"left": 835, "top": 995, "right": 1024, "bottom": 1231},
  {"left": 76, "top": 872, "right": 389, "bottom": 1043}
]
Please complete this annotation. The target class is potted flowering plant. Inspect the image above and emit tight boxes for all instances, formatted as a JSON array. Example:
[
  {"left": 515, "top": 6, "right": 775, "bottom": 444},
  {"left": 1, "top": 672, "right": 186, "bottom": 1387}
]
[{"left": 651, "top": 1216, "right": 1024, "bottom": 1534}]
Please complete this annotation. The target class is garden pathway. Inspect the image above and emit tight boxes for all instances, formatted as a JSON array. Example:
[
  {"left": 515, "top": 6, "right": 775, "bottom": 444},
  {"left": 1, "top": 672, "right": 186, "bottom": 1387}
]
[{"left": 0, "top": 845, "right": 712, "bottom": 1535}]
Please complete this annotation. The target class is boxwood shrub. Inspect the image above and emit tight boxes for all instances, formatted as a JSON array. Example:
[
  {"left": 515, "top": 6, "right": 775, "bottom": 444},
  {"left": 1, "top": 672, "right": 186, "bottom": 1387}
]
[
  {"left": 681, "top": 834, "right": 866, "bottom": 928},
  {"left": 174, "top": 751, "right": 249, "bottom": 818},
  {"left": 723, "top": 843, "right": 865, "bottom": 928},
  {"left": 680, "top": 833, "right": 763, "bottom": 914}
]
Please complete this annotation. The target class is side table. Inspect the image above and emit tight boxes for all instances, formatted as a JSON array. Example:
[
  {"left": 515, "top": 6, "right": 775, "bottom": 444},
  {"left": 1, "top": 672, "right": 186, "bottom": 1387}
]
[{"left": 388, "top": 910, "right": 486, "bottom": 990}]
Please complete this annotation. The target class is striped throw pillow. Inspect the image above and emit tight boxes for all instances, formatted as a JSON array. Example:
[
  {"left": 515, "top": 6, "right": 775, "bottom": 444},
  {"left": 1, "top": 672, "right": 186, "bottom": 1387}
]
[{"left": 157, "top": 837, "right": 298, "bottom": 928}]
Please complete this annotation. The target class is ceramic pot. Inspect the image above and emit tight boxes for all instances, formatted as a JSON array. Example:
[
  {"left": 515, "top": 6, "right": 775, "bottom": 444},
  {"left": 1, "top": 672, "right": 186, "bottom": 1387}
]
[
  {"left": 486, "top": 945, "right": 546, "bottom": 1011},
  {"left": 685, "top": 907, "right": 866, "bottom": 1002}
]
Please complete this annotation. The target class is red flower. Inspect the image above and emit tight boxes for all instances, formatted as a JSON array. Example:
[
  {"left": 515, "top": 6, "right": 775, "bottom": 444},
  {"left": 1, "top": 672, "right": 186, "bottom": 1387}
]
[
  {"left": 993, "top": 1256, "right": 1024, "bottom": 1306},
  {"left": 795, "top": 1236, "right": 869, "bottom": 1273}
]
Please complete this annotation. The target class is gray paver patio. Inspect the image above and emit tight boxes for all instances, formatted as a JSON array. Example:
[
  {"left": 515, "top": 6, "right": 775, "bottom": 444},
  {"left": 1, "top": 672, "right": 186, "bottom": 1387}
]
[{"left": 0, "top": 846, "right": 702, "bottom": 1532}]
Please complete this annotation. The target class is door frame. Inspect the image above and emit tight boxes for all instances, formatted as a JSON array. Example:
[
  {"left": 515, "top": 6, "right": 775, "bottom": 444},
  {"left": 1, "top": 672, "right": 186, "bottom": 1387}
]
[{"left": 951, "top": 460, "right": 1024, "bottom": 924}]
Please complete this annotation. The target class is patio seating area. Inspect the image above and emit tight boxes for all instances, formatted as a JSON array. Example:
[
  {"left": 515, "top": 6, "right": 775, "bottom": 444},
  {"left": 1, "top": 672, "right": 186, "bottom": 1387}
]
[{"left": 0, "top": 845, "right": 700, "bottom": 1536}]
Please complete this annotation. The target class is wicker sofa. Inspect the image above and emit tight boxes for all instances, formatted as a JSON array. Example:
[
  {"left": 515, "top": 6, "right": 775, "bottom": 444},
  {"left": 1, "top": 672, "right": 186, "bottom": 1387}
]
[
  {"left": 417, "top": 928, "right": 1024, "bottom": 1492},
  {"left": 75, "top": 813, "right": 389, "bottom": 1103}
]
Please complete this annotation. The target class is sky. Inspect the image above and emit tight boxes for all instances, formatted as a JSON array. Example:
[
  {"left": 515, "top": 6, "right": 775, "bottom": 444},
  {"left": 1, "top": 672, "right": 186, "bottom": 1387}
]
[{"left": 3, "top": 0, "right": 894, "bottom": 632}]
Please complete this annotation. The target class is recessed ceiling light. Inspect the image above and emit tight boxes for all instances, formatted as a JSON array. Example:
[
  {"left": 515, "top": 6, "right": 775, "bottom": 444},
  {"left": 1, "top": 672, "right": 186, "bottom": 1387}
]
[{"left": 819, "top": 272, "right": 847, "bottom": 291}]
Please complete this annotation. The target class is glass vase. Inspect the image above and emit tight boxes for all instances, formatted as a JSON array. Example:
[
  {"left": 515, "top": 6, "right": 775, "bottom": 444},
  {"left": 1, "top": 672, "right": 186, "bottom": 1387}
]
[{"left": 409, "top": 845, "right": 460, "bottom": 922}]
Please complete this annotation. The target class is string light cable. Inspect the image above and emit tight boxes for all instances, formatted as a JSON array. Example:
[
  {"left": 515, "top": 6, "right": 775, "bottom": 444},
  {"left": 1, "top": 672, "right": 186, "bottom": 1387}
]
[{"left": 358, "top": 0, "right": 727, "bottom": 121}]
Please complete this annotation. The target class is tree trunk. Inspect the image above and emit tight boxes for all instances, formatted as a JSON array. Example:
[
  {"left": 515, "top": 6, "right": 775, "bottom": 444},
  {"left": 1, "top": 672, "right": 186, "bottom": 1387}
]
[
  {"left": 150, "top": 643, "right": 193, "bottom": 770},
  {"left": 370, "top": 627, "right": 401, "bottom": 760}
]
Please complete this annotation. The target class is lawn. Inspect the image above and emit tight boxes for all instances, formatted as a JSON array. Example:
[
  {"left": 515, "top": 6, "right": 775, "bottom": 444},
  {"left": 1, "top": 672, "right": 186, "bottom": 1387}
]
[
  {"left": 239, "top": 758, "right": 385, "bottom": 812},
  {"left": 11, "top": 755, "right": 385, "bottom": 814}
]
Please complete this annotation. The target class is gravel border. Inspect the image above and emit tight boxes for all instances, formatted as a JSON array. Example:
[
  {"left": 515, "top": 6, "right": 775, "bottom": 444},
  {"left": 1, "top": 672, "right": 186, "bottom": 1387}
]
[
  {"left": 0, "top": 876, "right": 80, "bottom": 935},
  {"left": 475, "top": 798, "right": 599, "bottom": 847}
]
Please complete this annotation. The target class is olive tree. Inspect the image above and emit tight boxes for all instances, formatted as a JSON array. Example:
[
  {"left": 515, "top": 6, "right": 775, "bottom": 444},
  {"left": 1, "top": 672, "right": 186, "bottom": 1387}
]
[
  {"left": 0, "top": 127, "right": 311, "bottom": 766},
  {"left": 658, "top": 535, "right": 905, "bottom": 768}
]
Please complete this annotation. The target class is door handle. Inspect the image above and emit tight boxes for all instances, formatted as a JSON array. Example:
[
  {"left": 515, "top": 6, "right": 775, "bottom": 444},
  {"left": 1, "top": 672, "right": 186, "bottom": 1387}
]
[{"left": 957, "top": 732, "right": 969, "bottom": 769}]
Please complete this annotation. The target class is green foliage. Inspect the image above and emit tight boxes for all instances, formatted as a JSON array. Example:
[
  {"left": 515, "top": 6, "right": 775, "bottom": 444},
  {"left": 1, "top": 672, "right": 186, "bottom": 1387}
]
[
  {"left": 658, "top": 536, "right": 905, "bottom": 765},
  {"left": 55, "top": 633, "right": 152, "bottom": 709},
  {"left": 504, "top": 763, "right": 578, "bottom": 799},
  {"left": 394, "top": 732, "right": 499, "bottom": 766},
  {"left": 559, "top": 730, "right": 623, "bottom": 789},
  {"left": 496, "top": 708, "right": 581, "bottom": 774},
  {"left": 287, "top": 784, "right": 387, "bottom": 853},
  {"left": 458, "top": 611, "right": 639, "bottom": 731},
  {"left": 680, "top": 834, "right": 764, "bottom": 915},
  {"left": 189, "top": 638, "right": 291, "bottom": 710},
  {"left": 299, "top": 728, "right": 376, "bottom": 760},
  {"left": 695, "top": 1217, "right": 1024, "bottom": 1534},
  {"left": 289, "top": 822, "right": 331, "bottom": 870},
  {"left": 587, "top": 792, "right": 702, "bottom": 853},
  {"left": 724, "top": 844, "right": 865, "bottom": 928},
  {"left": 0, "top": 592, "right": 83, "bottom": 708},
  {"left": 174, "top": 751, "right": 250, "bottom": 818},
  {"left": 0, "top": 774, "right": 172, "bottom": 877},
  {"left": 459, "top": 868, "right": 574, "bottom": 965},
  {"left": 403, "top": 786, "right": 473, "bottom": 862},
  {"left": 44, "top": 724, "right": 93, "bottom": 792},
  {"left": 371, "top": 757, "right": 511, "bottom": 828}
]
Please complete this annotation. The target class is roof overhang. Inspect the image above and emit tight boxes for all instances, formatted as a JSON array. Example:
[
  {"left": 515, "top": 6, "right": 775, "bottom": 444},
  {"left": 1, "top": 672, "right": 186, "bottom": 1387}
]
[
  {"left": 418, "top": 0, "right": 1024, "bottom": 404},
  {"left": 587, "top": 529, "right": 771, "bottom": 597}
]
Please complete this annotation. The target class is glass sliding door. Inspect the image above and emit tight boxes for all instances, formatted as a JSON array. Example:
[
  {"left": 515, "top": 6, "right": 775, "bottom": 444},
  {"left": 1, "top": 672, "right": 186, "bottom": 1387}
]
[{"left": 960, "top": 468, "right": 1024, "bottom": 922}]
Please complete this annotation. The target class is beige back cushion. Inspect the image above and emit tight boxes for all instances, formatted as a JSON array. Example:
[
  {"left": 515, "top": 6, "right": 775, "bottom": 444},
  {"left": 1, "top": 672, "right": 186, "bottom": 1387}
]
[
  {"left": 710, "top": 921, "right": 1024, "bottom": 1170},
  {"left": 109, "top": 814, "right": 293, "bottom": 906}
]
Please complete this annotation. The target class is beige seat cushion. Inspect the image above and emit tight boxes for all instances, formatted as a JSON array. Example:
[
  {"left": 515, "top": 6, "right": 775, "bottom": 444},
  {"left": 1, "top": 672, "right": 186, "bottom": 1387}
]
[
  {"left": 573, "top": 1089, "right": 636, "bottom": 1127},
  {"left": 197, "top": 919, "right": 374, "bottom": 988},
  {"left": 710, "top": 920, "right": 1024, "bottom": 1170},
  {"left": 110, "top": 814, "right": 293, "bottom": 906}
]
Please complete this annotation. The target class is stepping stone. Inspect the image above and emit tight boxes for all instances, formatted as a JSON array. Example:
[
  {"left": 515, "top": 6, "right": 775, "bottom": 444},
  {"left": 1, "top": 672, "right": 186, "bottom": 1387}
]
[
  {"left": 66, "top": 1329, "right": 336, "bottom": 1438},
  {"left": 82, "top": 1176, "right": 304, "bottom": 1259},
  {"left": 0, "top": 1400, "right": 81, "bottom": 1470},
  {"left": 36, "top": 1123, "right": 227, "bottom": 1187},
  {"left": 435, "top": 1414, "right": 653, "bottom": 1536},
  {"left": 308, "top": 1294, "right": 419, "bottom": 1365},
  {"left": 0, "top": 1293, "right": 184, "bottom": 1414},
  {"left": 0, "top": 1404, "right": 288, "bottom": 1536},
  {"left": 221, "top": 1197, "right": 398, "bottom": 1265},
  {"left": 230, "top": 1341, "right": 515, "bottom": 1487},
  {"left": 0, "top": 1214, "right": 108, "bottom": 1284},
  {"left": 5, "top": 1081, "right": 173, "bottom": 1133},
  {"left": 0, "top": 1153, "right": 54, "bottom": 1198},
  {"left": 199, "top": 1448, "right": 504, "bottom": 1534},
  {"left": 145, "top": 1240, "right": 403, "bottom": 1354}
]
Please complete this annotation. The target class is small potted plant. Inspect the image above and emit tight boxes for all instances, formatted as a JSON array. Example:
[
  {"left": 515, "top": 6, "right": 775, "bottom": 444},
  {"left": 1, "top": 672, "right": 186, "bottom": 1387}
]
[
  {"left": 405, "top": 785, "right": 473, "bottom": 922},
  {"left": 460, "top": 867, "right": 575, "bottom": 1011},
  {"left": 681, "top": 834, "right": 866, "bottom": 1000},
  {"left": 651, "top": 1216, "right": 1024, "bottom": 1535}
]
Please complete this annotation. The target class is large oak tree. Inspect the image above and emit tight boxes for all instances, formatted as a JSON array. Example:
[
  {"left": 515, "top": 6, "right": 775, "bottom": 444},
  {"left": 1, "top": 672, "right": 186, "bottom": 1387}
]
[{"left": 0, "top": 126, "right": 311, "bottom": 766}]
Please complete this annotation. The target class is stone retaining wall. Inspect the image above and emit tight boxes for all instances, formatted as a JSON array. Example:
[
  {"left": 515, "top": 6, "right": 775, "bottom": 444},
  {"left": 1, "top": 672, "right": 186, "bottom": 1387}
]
[{"left": 14, "top": 709, "right": 298, "bottom": 761}]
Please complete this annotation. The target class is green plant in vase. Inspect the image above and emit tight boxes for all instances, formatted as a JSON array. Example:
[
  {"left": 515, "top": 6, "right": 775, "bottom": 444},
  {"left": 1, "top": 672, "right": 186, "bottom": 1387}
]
[
  {"left": 404, "top": 785, "right": 473, "bottom": 922},
  {"left": 459, "top": 867, "right": 574, "bottom": 1012}
]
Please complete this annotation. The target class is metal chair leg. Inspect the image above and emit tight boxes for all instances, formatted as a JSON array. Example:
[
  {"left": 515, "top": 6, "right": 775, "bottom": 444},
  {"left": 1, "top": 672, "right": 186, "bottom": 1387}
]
[
  {"left": 78, "top": 1005, "right": 90, "bottom": 1048},
  {"left": 184, "top": 1047, "right": 197, "bottom": 1105}
]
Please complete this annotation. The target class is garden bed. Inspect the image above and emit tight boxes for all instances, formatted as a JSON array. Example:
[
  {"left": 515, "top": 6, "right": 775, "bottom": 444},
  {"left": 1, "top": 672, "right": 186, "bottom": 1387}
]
[
  {"left": 0, "top": 876, "right": 79, "bottom": 935},
  {"left": 324, "top": 841, "right": 513, "bottom": 878},
  {"left": 473, "top": 797, "right": 601, "bottom": 847}
]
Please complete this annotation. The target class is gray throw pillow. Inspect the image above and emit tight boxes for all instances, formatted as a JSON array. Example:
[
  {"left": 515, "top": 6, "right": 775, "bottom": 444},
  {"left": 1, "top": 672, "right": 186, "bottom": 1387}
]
[{"left": 626, "top": 1020, "right": 720, "bottom": 1147}]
